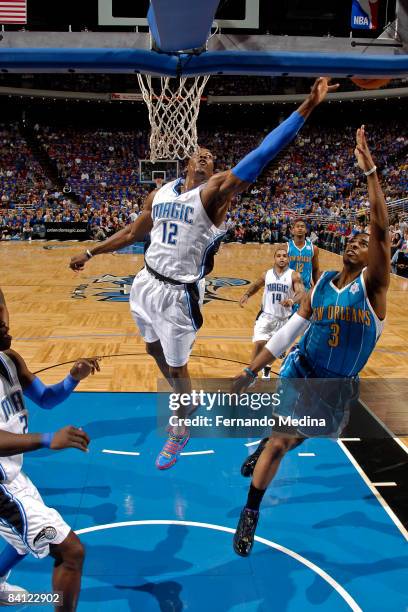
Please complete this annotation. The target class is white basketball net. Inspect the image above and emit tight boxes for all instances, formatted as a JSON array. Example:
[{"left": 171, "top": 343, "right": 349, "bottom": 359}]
[{"left": 137, "top": 74, "right": 210, "bottom": 162}]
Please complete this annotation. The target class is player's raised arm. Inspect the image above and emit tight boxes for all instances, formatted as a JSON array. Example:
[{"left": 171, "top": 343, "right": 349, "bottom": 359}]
[
  {"left": 232, "top": 293, "right": 313, "bottom": 393},
  {"left": 239, "top": 274, "right": 266, "bottom": 307},
  {"left": 312, "top": 246, "right": 321, "bottom": 283},
  {"left": 355, "top": 126, "right": 390, "bottom": 320},
  {"left": 69, "top": 189, "right": 157, "bottom": 272},
  {"left": 282, "top": 271, "right": 304, "bottom": 306},
  {"left": 201, "top": 78, "right": 339, "bottom": 208},
  {"left": 7, "top": 349, "right": 100, "bottom": 409}
]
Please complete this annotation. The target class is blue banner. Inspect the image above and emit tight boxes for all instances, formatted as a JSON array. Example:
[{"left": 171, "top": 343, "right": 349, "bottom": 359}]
[{"left": 351, "top": 0, "right": 379, "bottom": 30}]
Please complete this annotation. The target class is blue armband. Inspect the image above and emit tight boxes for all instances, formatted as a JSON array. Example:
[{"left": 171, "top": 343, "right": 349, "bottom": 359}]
[
  {"left": 40, "top": 432, "right": 54, "bottom": 448},
  {"left": 232, "top": 111, "right": 305, "bottom": 183},
  {"left": 24, "top": 374, "right": 78, "bottom": 409}
]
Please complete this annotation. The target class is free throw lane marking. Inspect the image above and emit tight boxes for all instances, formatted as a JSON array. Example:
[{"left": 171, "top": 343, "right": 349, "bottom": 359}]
[{"left": 102, "top": 449, "right": 140, "bottom": 456}]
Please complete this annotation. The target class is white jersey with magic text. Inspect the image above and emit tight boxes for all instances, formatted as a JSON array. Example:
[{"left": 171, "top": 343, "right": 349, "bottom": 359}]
[
  {"left": 0, "top": 352, "right": 27, "bottom": 482},
  {"left": 262, "top": 267, "right": 296, "bottom": 320},
  {"left": 145, "top": 178, "right": 225, "bottom": 283}
]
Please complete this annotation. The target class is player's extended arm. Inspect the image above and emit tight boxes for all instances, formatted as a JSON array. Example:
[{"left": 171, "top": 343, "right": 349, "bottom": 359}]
[
  {"left": 232, "top": 293, "right": 313, "bottom": 393},
  {"left": 290, "top": 271, "right": 305, "bottom": 305},
  {"left": 0, "top": 426, "right": 90, "bottom": 456},
  {"left": 69, "top": 190, "right": 156, "bottom": 271},
  {"left": 239, "top": 274, "right": 265, "bottom": 307},
  {"left": 201, "top": 78, "right": 339, "bottom": 209},
  {"left": 0, "top": 430, "right": 49, "bottom": 456},
  {"left": 0, "top": 288, "right": 9, "bottom": 327},
  {"left": 6, "top": 350, "right": 100, "bottom": 409},
  {"left": 355, "top": 126, "right": 390, "bottom": 319},
  {"left": 312, "top": 246, "right": 321, "bottom": 284}
]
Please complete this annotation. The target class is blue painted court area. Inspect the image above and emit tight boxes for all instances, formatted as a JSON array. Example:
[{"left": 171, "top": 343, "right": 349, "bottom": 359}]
[{"left": 11, "top": 393, "right": 408, "bottom": 611}]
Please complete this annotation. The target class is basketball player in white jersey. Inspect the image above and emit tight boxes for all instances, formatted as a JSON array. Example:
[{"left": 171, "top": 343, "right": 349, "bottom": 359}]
[
  {"left": 0, "top": 318, "right": 99, "bottom": 610},
  {"left": 239, "top": 247, "right": 304, "bottom": 379},
  {"left": 69, "top": 78, "right": 338, "bottom": 469}
]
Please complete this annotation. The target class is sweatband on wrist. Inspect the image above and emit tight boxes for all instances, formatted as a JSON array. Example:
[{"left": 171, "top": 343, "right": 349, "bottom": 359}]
[
  {"left": 40, "top": 432, "right": 54, "bottom": 448},
  {"left": 244, "top": 367, "right": 257, "bottom": 380},
  {"left": 364, "top": 166, "right": 377, "bottom": 177},
  {"left": 24, "top": 374, "right": 79, "bottom": 409},
  {"left": 86, "top": 249, "right": 93, "bottom": 259},
  {"left": 265, "top": 313, "right": 310, "bottom": 358},
  {"left": 231, "top": 111, "right": 305, "bottom": 183}
]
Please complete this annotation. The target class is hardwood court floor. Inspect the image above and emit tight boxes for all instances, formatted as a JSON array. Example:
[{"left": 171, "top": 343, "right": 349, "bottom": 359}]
[{"left": 2, "top": 240, "right": 408, "bottom": 435}]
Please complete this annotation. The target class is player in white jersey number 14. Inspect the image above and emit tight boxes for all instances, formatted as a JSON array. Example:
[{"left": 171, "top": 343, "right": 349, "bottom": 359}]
[
  {"left": 239, "top": 247, "right": 304, "bottom": 379},
  {"left": 70, "top": 78, "right": 339, "bottom": 470}
]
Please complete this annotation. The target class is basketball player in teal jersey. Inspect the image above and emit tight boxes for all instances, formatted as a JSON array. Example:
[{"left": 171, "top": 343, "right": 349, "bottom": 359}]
[
  {"left": 232, "top": 126, "right": 390, "bottom": 556},
  {"left": 287, "top": 218, "right": 320, "bottom": 291}
]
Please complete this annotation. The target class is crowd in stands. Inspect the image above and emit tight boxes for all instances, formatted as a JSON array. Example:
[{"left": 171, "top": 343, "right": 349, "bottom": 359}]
[
  {"left": 0, "top": 120, "right": 407, "bottom": 268},
  {"left": 1, "top": 74, "right": 407, "bottom": 97},
  {"left": 0, "top": 74, "right": 408, "bottom": 96}
]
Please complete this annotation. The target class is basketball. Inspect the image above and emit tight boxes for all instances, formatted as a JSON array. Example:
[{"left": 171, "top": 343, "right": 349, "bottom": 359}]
[{"left": 350, "top": 77, "right": 392, "bottom": 90}]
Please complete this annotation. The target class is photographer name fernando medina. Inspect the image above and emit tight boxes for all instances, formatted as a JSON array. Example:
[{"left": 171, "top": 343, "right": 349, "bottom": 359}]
[{"left": 167, "top": 390, "right": 326, "bottom": 429}]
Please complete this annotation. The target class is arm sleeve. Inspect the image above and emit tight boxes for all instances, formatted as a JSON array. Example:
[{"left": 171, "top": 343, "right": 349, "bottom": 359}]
[
  {"left": 231, "top": 111, "right": 305, "bottom": 183},
  {"left": 24, "top": 374, "right": 78, "bottom": 409},
  {"left": 265, "top": 313, "right": 310, "bottom": 358}
]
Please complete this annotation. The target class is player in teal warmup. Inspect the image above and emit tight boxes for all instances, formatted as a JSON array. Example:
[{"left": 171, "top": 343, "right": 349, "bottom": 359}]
[{"left": 232, "top": 126, "right": 390, "bottom": 556}]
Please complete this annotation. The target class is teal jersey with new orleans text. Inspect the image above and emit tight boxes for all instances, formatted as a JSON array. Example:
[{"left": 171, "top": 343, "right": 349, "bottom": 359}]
[
  {"left": 287, "top": 238, "right": 314, "bottom": 290},
  {"left": 298, "top": 270, "right": 384, "bottom": 377}
]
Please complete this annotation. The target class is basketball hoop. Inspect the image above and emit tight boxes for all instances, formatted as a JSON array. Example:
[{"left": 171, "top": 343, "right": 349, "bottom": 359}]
[{"left": 137, "top": 74, "right": 210, "bottom": 162}]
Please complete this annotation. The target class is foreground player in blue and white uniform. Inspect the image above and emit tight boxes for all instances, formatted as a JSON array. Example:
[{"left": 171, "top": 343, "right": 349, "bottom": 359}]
[
  {"left": 0, "top": 318, "right": 99, "bottom": 609},
  {"left": 232, "top": 126, "right": 390, "bottom": 556},
  {"left": 70, "top": 78, "right": 338, "bottom": 470}
]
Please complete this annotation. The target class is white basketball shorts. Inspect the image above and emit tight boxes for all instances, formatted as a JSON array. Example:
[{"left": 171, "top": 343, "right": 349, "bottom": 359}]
[
  {"left": 129, "top": 267, "right": 203, "bottom": 368},
  {"left": 252, "top": 312, "right": 289, "bottom": 343},
  {"left": 0, "top": 471, "right": 71, "bottom": 559}
]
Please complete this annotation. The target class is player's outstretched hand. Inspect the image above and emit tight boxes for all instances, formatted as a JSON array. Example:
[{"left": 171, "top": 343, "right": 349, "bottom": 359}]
[
  {"left": 50, "top": 426, "right": 90, "bottom": 452},
  {"left": 239, "top": 294, "right": 249, "bottom": 308},
  {"left": 232, "top": 372, "right": 252, "bottom": 394},
  {"left": 69, "top": 253, "right": 88, "bottom": 272},
  {"left": 308, "top": 77, "right": 339, "bottom": 106},
  {"left": 354, "top": 125, "right": 375, "bottom": 172},
  {"left": 70, "top": 357, "right": 101, "bottom": 381}
]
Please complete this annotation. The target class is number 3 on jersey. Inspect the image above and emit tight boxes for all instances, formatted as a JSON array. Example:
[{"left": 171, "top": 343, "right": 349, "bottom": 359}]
[
  {"left": 162, "top": 222, "right": 178, "bottom": 245},
  {"left": 328, "top": 323, "right": 340, "bottom": 347}
]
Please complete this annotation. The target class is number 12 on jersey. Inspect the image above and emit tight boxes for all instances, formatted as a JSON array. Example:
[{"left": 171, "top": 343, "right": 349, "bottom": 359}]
[{"left": 162, "top": 222, "right": 178, "bottom": 245}]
